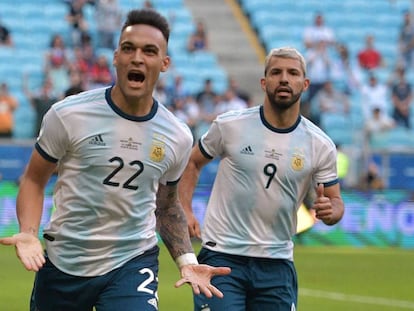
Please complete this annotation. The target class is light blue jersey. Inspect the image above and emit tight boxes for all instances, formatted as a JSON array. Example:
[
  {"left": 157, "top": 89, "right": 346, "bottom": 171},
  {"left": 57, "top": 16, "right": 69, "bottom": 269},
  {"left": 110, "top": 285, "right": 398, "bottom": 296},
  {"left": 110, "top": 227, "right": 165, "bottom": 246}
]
[
  {"left": 36, "top": 86, "right": 193, "bottom": 276},
  {"left": 199, "top": 105, "right": 338, "bottom": 261}
]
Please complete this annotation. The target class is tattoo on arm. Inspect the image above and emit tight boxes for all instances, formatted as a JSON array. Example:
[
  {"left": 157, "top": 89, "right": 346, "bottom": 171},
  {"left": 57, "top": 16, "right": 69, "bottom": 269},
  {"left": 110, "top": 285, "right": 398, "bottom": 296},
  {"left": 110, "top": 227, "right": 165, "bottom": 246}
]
[{"left": 155, "top": 183, "right": 194, "bottom": 260}]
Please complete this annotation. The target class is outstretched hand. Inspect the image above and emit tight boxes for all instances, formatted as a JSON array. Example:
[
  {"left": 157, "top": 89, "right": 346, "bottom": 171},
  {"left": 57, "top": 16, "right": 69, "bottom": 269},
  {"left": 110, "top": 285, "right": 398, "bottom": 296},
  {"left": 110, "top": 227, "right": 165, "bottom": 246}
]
[
  {"left": 0, "top": 233, "right": 45, "bottom": 271},
  {"left": 175, "top": 264, "right": 231, "bottom": 298}
]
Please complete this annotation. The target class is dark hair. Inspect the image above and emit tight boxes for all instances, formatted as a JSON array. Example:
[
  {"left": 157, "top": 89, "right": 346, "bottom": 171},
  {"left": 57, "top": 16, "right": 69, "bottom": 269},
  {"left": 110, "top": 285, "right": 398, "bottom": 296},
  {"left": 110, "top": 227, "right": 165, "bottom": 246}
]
[{"left": 121, "top": 9, "right": 170, "bottom": 43}]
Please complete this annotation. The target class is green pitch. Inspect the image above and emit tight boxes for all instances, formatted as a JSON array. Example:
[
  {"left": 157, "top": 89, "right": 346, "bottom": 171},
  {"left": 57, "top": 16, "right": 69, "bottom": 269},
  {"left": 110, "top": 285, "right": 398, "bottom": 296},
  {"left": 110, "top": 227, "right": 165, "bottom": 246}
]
[{"left": 1, "top": 243, "right": 413, "bottom": 311}]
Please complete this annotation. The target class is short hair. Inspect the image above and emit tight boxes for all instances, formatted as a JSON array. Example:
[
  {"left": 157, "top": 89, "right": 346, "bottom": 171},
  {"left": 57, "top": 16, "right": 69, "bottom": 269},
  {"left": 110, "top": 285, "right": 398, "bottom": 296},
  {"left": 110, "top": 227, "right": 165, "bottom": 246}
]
[
  {"left": 264, "top": 47, "right": 307, "bottom": 76},
  {"left": 121, "top": 9, "right": 170, "bottom": 43}
]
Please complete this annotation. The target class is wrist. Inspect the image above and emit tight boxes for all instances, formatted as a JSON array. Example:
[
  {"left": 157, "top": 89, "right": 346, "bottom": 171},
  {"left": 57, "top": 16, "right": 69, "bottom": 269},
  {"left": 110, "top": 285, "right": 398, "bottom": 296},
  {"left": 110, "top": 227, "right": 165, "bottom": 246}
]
[{"left": 175, "top": 253, "right": 198, "bottom": 269}]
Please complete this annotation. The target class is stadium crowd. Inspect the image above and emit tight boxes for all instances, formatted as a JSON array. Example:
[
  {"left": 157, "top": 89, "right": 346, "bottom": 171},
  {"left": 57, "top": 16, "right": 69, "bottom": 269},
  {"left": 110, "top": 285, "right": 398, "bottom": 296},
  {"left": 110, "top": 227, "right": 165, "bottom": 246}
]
[{"left": 0, "top": 1, "right": 413, "bottom": 176}]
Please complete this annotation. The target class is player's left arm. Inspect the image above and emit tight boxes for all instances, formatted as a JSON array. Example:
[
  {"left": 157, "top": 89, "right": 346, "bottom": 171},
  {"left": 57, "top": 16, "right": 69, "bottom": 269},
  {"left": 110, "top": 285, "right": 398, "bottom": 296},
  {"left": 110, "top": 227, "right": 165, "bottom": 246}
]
[
  {"left": 313, "top": 183, "right": 344, "bottom": 225},
  {"left": 156, "top": 183, "right": 194, "bottom": 259},
  {"left": 155, "top": 183, "right": 231, "bottom": 297}
]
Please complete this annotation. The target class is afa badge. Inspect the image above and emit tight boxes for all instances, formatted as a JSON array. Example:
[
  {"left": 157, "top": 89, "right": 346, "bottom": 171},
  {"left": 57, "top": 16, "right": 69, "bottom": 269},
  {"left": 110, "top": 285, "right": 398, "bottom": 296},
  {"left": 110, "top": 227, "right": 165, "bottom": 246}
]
[
  {"left": 291, "top": 154, "right": 304, "bottom": 171},
  {"left": 150, "top": 143, "right": 165, "bottom": 162}
]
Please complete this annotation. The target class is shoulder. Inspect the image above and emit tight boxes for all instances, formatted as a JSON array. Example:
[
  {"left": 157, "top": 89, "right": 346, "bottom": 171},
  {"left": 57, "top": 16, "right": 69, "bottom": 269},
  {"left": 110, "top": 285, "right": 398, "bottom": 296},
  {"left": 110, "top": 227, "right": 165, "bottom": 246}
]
[
  {"left": 215, "top": 105, "right": 259, "bottom": 124},
  {"left": 300, "top": 116, "right": 336, "bottom": 148},
  {"left": 53, "top": 87, "right": 107, "bottom": 113},
  {"left": 157, "top": 102, "right": 193, "bottom": 141}
]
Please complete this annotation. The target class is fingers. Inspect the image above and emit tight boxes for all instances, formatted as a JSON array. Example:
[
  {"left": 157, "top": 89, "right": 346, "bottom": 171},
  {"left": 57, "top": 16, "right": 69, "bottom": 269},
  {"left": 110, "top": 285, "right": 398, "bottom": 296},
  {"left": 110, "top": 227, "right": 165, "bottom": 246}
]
[
  {"left": 20, "top": 253, "right": 45, "bottom": 272},
  {"left": 188, "top": 221, "right": 201, "bottom": 239},
  {"left": 194, "top": 222, "right": 201, "bottom": 239},
  {"left": 211, "top": 267, "right": 231, "bottom": 276},
  {"left": 0, "top": 236, "right": 17, "bottom": 245},
  {"left": 316, "top": 183, "right": 324, "bottom": 198}
]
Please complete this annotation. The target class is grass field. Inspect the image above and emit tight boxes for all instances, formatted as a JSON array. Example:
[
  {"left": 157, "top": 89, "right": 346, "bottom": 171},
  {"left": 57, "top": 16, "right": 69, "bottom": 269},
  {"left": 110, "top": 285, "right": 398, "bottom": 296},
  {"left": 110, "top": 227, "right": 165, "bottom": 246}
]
[{"left": 1, "top": 242, "right": 413, "bottom": 310}]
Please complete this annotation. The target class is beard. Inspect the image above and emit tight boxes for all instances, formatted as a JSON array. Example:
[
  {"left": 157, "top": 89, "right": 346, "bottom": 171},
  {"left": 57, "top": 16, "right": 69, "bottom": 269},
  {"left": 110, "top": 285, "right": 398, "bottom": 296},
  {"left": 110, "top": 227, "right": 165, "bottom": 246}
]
[{"left": 265, "top": 86, "right": 302, "bottom": 111}]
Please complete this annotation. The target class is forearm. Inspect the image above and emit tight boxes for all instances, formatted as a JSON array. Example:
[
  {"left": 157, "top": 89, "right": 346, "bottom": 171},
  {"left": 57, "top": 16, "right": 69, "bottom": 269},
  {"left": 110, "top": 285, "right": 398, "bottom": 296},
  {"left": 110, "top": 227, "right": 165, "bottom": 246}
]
[
  {"left": 16, "top": 177, "right": 45, "bottom": 236},
  {"left": 179, "top": 161, "right": 201, "bottom": 214},
  {"left": 156, "top": 185, "right": 194, "bottom": 261}
]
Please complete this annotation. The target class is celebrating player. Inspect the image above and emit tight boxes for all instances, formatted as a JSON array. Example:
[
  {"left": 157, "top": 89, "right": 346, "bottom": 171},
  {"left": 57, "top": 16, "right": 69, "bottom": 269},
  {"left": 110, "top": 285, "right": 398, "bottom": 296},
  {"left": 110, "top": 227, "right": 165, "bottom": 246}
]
[
  {"left": 0, "top": 8, "right": 230, "bottom": 311},
  {"left": 179, "top": 47, "right": 344, "bottom": 311}
]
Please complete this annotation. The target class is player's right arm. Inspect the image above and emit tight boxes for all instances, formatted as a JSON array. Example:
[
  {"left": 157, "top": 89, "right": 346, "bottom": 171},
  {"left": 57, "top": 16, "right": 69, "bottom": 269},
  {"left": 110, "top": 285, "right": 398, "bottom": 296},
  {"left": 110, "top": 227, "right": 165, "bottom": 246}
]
[
  {"left": 0, "top": 148, "right": 57, "bottom": 271},
  {"left": 179, "top": 144, "right": 212, "bottom": 239}
]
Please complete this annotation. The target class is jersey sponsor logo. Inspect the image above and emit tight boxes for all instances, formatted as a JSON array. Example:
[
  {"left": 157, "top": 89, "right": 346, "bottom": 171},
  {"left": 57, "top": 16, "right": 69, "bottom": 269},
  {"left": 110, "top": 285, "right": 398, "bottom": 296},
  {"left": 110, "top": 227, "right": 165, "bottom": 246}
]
[
  {"left": 265, "top": 148, "right": 282, "bottom": 160},
  {"left": 150, "top": 144, "right": 165, "bottom": 162},
  {"left": 147, "top": 297, "right": 158, "bottom": 309},
  {"left": 88, "top": 134, "right": 106, "bottom": 146},
  {"left": 240, "top": 145, "right": 254, "bottom": 155},
  {"left": 120, "top": 137, "right": 142, "bottom": 150}
]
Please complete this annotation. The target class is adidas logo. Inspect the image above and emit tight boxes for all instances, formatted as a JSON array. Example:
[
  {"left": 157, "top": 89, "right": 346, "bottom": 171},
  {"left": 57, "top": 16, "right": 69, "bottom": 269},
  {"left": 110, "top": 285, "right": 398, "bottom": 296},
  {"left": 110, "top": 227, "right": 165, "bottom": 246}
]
[
  {"left": 147, "top": 298, "right": 158, "bottom": 310},
  {"left": 240, "top": 145, "right": 254, "bottom": 155},
  {"left": 89, "top": 134, "right": 106, "bottom": 146}
]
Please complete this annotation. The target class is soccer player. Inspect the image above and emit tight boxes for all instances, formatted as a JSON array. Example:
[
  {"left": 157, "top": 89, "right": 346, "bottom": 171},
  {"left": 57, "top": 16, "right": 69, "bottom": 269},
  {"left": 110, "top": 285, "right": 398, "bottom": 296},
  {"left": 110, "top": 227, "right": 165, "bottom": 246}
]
[
  {"left": 0, "top": 9, "right": 230, "bottom": 311},
  {"left": 179, "top": 47, "right": 345, "bottom": 311}
]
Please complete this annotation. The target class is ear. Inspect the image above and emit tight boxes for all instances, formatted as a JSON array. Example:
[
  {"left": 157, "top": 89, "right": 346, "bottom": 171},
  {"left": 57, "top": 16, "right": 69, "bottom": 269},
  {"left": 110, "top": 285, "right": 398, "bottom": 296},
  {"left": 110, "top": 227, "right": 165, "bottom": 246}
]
[
  {"left": 113, "top": 49, "right": 118, "bottom": 68},
  {"left": 160, "top": 55, "right": 171, "bottom": 73},
  {"left": 303, "top": 77, "right": 310, "bottom": 91},
  {"left": 260, "top": 77, "right": 266, "bottom": 91}
]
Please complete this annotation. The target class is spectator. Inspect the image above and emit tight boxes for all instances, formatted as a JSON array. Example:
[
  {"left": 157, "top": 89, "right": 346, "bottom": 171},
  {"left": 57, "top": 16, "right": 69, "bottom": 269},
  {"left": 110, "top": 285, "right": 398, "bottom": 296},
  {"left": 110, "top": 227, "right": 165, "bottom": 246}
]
[
  {"left": 398, "top": 10, "right": 414, "bottom": 68},
  {"left": 214, "top": 88, "right": 247, "bottom": 115},
  {"left": 0, "top": 82, "right": 18, "bottom": 138},
  {"left": 166, "top": 75, "right": 188, "bottom": 106},
  {"left": 0, "top": 19, "right": 13, "bottom": 47},
  {"left": 88, "top": 54, "right": 114, "bottom": 89},
  {"left": 187, "top": 20, "right": 208, "bottom": 53},
  {"left": 44, "top": 34, "right": 71, "bottom": 97},
  {"left": 314, "top": 80, "right": 350, "bottom": 117},
  {"left": 195, "top": 78, "right": 218, "bottom": 138},
  {"left": 65, "top": 0, "right": 90, "bottom": 47},
  {"left": 23, "top": 75, "right": 59, "bottom": 137},
  {"left": 357, "top": 35, "right": 384, "bottom": 71},
  {"left": 64, "top": 69, "right": 85, "bottom": 97},
  {"left": 364, "top": 107, "right": 395, "bottom": 140},
  {"left": 94, "top": 0, "right": 123, "bottom": 49},
  {"left": 360, "top": 161, "right": 385, "bottom": 191},
  {"left": 227, "top": 76, "right": 252, "bottom": 105},
  {"left": 153, "top": 78, "right": 170, "bottom": 108},
  {"left": 331, "top": 43, "right": 362, "bottom": 95},
  {"left": 360, "top": 74, "right": 389, "bottom": 121},
  {"left": 303, "top": 40, "right": 333, "bottom": 123},
  {"left": 391, "top": 67, "right": 412, "bottom": 129},
  {"left": 303, "top": 12, "right": 335, "bottom": 50},
  {"left": 68, "top": 46, "right": 92, "bottom": 88}
]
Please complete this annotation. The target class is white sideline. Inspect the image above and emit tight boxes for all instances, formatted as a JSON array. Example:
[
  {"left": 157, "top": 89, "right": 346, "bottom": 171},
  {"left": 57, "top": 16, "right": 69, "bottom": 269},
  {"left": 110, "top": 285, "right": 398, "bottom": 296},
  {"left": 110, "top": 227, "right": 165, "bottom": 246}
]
[{"left": 300, "top": 288, "right": 414, "bottom": 309}]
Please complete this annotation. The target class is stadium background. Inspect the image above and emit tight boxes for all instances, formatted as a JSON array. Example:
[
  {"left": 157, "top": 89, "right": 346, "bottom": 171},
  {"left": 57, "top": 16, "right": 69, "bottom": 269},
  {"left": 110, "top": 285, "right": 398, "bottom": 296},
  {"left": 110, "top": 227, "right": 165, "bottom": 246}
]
[{"left": 1, "top": 0, "right": 414, "bottom": 247}]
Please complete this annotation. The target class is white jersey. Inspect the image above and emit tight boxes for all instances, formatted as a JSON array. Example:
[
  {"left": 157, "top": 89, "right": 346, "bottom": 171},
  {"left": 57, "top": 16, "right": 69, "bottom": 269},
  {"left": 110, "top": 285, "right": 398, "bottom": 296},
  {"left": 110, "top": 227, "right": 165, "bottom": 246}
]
[
  {"left": 37, "top": 87, "right": 193, "bottom": 276},
  {"left": 199, "top": 105, "right": 338, "bottom": 261}
]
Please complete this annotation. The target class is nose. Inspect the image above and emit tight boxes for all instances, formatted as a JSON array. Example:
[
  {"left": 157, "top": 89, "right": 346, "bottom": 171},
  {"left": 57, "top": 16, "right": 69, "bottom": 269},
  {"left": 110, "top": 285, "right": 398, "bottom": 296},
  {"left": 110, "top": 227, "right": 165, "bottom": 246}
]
[
  {"left": 132, "top": 49, "right": 144, "bottom": 64},
  {"left": 280, "top": 71, "right": 289, "bottom": 82}
]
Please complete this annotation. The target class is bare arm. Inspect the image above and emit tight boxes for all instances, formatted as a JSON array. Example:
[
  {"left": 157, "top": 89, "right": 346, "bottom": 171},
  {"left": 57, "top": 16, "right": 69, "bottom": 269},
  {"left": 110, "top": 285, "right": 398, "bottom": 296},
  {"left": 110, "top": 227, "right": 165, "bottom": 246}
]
[
  {"left": 17, "top": 149, "right": 57, "bottom": 236},
  {"left": 178, "top": 145, "right": 212, "bottom": 238},
  {"left": 0, "top": 148, "right": 57, "bottom": 271},
  {"left": 156, "top": 181, "right": 231, "bottom": 298},
  {"left": 155, "top": 183, "right": 194, "bottom": 259}
]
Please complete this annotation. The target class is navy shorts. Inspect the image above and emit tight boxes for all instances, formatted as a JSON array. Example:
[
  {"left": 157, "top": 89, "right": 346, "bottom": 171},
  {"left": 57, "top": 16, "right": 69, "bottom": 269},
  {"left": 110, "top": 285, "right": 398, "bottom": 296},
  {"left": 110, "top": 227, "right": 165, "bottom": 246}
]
[
  {"left": 194, "top": 248, "right": 297, "bottom": 311},
  {"left": 30, "top": 246, "right": 160, "bottom": 311}
]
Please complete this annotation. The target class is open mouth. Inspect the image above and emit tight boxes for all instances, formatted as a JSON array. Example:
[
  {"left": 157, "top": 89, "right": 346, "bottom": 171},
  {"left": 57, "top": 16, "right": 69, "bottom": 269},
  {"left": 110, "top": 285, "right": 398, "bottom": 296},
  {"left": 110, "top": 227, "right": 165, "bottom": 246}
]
[{"left": 128, "top": 71, "right": 145, "bottom": 82}]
